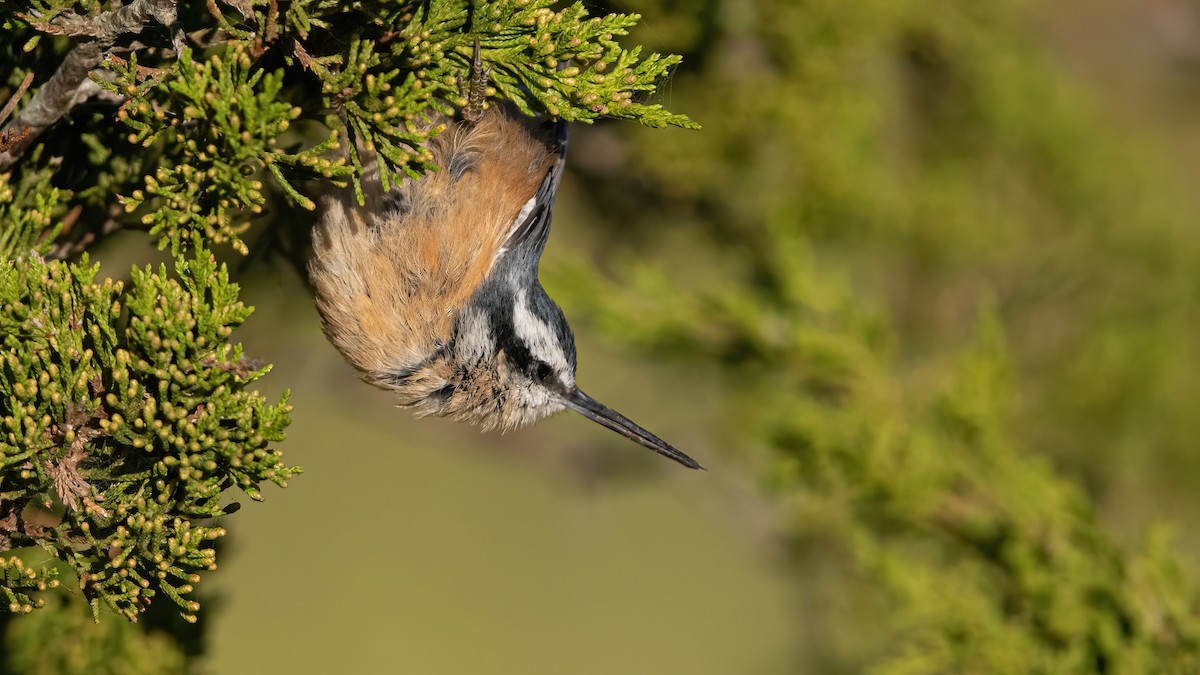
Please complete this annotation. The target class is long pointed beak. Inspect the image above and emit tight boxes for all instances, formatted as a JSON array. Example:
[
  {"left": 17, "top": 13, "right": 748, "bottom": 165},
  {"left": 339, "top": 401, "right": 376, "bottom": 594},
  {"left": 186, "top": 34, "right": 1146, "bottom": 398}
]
[{"left": 564, "top": 389, "right": 704, "bottom": 470}]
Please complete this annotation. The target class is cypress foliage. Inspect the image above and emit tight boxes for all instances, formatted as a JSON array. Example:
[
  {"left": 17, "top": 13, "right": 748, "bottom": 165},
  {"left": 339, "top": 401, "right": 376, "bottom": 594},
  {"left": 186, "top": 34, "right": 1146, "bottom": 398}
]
[{"left": 0, "top": 0, "right": 692, "bottom": 667}]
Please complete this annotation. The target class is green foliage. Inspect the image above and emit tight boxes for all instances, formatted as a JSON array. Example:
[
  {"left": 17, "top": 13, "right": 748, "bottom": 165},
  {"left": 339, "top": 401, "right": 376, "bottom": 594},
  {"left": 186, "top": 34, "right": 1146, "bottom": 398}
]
[
  {"left": 0, "top": 149, "right": 65, "bottom": 259},
  {"left": 4, "top": 591, "right": 186, "bottom": 674},
  {"left": 0, "top": 556, "right": 59, "bottom": 614},
  {"left": 70, "top": 0, "right": 695, "bottom": 237},
  {"left": 279, "top": 0, "right": 697, "bottom": 194},
  {"left": 391, "top": 1, "right": 695, "bottom": 125},
  {"left": 551, "top": 0, "right": 1200, "bottom": 670},
  {"left": 4, "top": 0, "right": 694, "bottom": 251},
  {"left": 0, "top": 251, "right": 296, "bottom": 623},
  {"left": 104, "top": 47, "right": 346, "bottom": 254}
]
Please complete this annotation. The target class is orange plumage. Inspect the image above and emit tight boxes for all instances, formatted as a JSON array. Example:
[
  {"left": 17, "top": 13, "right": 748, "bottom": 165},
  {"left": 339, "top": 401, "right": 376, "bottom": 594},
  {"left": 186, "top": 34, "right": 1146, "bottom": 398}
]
[{"left": 310, "top": 106, "right": 560, "bottom": 388}]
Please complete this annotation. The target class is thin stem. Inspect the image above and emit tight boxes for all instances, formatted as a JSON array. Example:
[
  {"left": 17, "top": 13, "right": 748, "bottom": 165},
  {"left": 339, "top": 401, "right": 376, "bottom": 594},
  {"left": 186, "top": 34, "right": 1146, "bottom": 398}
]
[{"left": 0, "top": 0, "right": 182, "bottom": 170}]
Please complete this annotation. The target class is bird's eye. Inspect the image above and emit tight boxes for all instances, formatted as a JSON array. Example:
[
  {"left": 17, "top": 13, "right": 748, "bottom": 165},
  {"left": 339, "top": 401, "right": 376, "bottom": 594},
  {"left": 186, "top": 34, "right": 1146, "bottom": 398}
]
[{"left": 534, "top": 362, "right": 553, "bottom": 382}]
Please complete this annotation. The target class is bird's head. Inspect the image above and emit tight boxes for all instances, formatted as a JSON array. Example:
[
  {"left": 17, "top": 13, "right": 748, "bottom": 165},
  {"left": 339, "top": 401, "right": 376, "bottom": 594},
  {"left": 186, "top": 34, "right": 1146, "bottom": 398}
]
[{"left": 447, "top": 275, "right": 702, "bottom": 470}]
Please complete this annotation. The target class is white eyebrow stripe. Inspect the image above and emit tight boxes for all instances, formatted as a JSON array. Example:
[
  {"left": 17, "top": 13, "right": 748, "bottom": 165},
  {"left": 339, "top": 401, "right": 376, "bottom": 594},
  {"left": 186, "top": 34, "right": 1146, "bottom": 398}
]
[{"left": 512, "top": 289, "right": 570, "bottom": 376}]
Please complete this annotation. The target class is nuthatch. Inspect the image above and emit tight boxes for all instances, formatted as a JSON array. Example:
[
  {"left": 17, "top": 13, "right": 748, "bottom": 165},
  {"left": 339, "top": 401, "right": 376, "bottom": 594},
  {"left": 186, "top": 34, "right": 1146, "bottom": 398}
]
[{"left": 308, "top": 47, "right": 702, "bottom": 470}]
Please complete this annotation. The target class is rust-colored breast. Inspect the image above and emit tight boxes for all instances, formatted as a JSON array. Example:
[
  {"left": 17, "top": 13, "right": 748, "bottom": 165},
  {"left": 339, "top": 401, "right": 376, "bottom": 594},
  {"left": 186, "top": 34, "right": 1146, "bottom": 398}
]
[{"left": 309, "top": 105, "right": 559, "bottom": 386}]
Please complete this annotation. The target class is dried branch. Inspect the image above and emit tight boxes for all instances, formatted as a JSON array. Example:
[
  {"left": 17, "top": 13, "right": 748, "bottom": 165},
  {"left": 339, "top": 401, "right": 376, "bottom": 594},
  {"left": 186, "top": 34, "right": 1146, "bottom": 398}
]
[
  {"left": 0, "top": 0, "right": 182, "bottom": 170},
  {"left": 0, "top": 73, "right": 35, "bottom": 126},
  {"left": 0, "top": 74, "right": 37, "bottom": 154},
  {"left": 219, "top": 0, "right": 255, "bottom": 21}
]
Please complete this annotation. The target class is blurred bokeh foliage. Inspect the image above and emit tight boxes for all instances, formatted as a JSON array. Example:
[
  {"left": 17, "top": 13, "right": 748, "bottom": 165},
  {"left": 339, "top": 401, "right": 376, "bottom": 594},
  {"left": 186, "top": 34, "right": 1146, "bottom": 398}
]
[
  {"left": 549, "top": 0, "right": 1200, "bottom": 670},
  {"left": 3, "top": 590, "right": 188, "bottom": 675}
]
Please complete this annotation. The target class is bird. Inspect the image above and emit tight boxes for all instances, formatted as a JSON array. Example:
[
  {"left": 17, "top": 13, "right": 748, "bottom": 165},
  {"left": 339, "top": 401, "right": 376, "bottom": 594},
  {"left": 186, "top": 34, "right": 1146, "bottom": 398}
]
[{"left": 308, "top": 45, "right": 703, "bottom": 470}]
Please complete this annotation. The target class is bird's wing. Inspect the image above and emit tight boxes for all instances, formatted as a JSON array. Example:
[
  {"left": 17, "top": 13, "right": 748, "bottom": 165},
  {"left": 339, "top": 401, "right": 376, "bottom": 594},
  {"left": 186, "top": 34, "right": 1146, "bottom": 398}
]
[{"left": 500, "top": 118, "right": 568, "bottom": 253}]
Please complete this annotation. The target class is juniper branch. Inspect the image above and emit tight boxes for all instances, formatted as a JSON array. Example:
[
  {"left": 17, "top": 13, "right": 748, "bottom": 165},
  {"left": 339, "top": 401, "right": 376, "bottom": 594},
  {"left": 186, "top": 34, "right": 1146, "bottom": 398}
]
[{"left": 0, "top": 0, "right": 181, "bottom": 170}]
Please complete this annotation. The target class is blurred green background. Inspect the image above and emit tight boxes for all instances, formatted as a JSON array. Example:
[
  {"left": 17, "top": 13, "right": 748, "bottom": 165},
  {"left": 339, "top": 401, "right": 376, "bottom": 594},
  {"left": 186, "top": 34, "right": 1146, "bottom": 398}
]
[{"left": 71, "top": 0, "right": 1200, "bottom": 671}]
